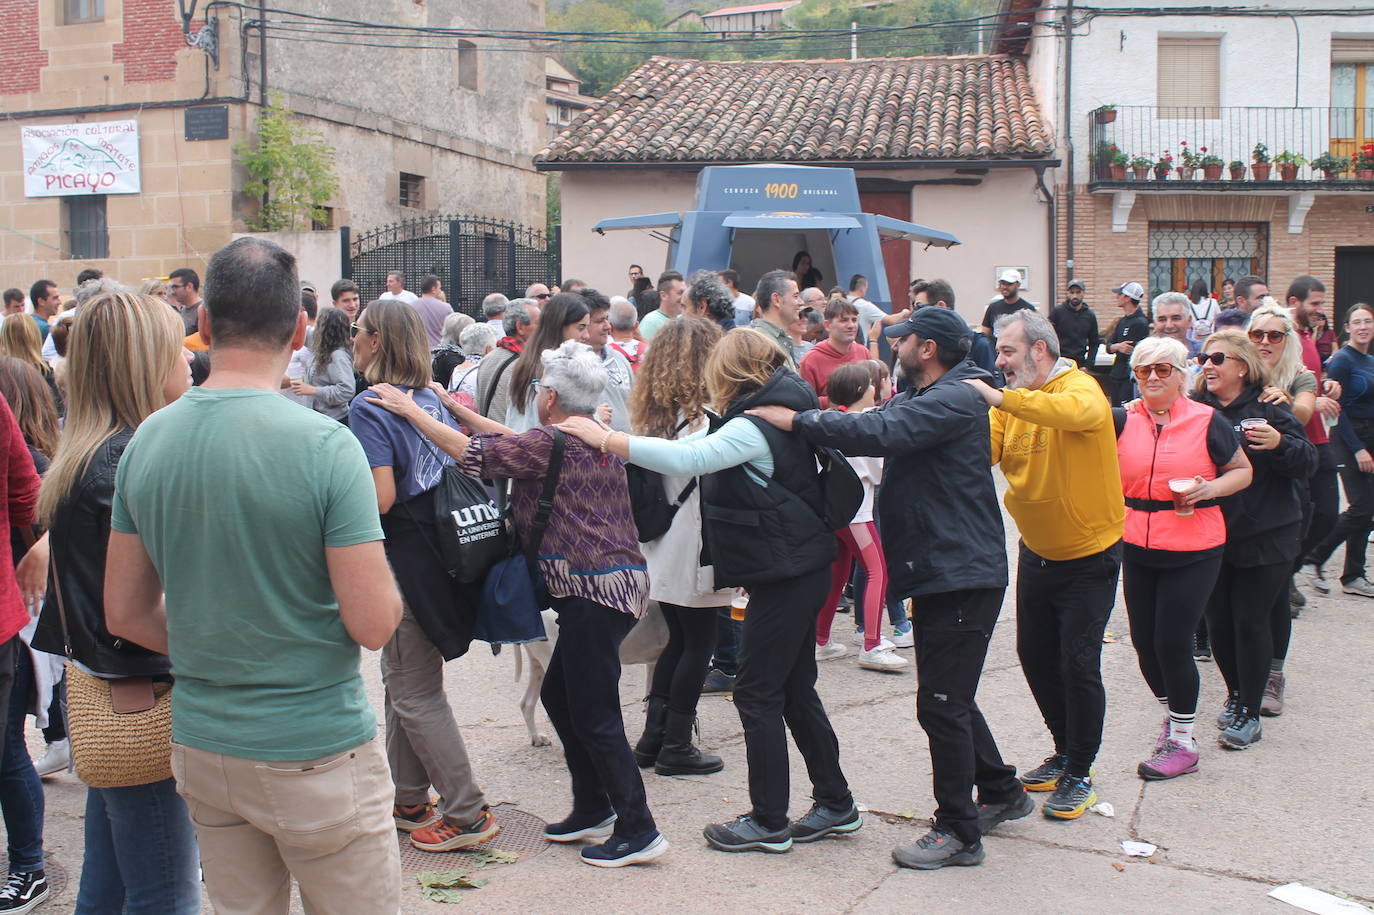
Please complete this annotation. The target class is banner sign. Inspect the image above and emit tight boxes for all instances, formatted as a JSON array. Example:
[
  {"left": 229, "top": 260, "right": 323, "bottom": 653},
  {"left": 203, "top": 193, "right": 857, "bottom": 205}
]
[{"left": 22, "top": 120, "right": 140, "bottom": 197}]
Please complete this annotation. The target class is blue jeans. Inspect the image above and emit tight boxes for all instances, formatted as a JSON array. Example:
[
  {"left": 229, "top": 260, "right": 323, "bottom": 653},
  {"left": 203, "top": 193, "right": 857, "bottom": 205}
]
[
  {"left": 711, "top": 608, "right": 741, "bottom": 677},
  {"left": 77, "top": 778, "right": 201, "bottom": 914},
  {"left": 1, "top": 641, "right": 44, "bottom": 873}
]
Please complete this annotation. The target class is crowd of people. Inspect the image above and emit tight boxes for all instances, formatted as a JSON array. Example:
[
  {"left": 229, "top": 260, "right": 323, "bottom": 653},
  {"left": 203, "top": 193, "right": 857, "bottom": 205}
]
[{"left": 0, "top": 241, "right": 1358, "bottom": 912}]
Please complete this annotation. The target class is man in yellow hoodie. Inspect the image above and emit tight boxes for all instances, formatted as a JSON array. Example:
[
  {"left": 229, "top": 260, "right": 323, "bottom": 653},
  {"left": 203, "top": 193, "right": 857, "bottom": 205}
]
[{"left": 964, "top": 309, "right": 1124, "bottom": 824}]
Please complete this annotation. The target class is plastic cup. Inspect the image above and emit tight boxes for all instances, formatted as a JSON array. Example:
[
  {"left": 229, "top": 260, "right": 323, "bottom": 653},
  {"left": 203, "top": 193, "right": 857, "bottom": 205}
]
[
  {"left": 1240, "top": 418, "right": 1267, "bottom": 433},
  {"left": 1168, "top": 478, "right": 1195, "bottom": 517},
  {"left": 730, "top": 593, "right": 749, "bottom": 621}
]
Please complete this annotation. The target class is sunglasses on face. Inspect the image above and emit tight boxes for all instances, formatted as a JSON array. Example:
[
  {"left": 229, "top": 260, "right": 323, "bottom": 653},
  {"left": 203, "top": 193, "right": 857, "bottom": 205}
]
[
  {"left": 534, "top": 293, "right": 551, "bottom": 300},
  {"left": 350, "top": 323, "right": 367, "bottom": 338},
  {"left": 1247, "top": 329, "right": 1286, "bottom": 345},
  {"left": 1196, "top": 351, "right": 1232, "bottom": 366},
  {"left": 1132, "top": 363, "right": 1177, "bottom": 380}
]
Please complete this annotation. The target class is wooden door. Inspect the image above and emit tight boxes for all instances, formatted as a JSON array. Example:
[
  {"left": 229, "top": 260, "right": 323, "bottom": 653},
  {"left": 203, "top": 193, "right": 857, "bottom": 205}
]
[{"left": 858, "top": 190, "right": 911, "bottom": 309}]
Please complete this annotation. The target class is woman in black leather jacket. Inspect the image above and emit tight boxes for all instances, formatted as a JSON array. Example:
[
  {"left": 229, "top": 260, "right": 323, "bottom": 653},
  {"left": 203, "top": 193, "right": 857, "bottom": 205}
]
[{"left": 20, "top": 290, "right": 201, "bottom": 913}]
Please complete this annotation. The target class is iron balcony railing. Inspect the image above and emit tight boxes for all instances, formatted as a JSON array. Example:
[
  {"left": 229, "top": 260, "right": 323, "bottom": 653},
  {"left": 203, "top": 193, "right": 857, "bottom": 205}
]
[{"left": 1087, "top": 105, "right": 1374, "bottom": 186}]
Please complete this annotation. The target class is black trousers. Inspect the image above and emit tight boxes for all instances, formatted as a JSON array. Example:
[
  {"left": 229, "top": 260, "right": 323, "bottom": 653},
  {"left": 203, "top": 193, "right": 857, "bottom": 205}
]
[
  {"left": 1310, "top": 436, "right": 1374, "bottom": 583},
  {"left": 1296, "top": 443, "right": 1339, "bottom": 568},
  {"left": 733, "top": 567, "right": 851, "bottom": 832},
  {"left": 0, "top": 636, "right": 16, "bottom": 737},
  {"left": 1015, "top": 541, "right": 1121, "bottom": 777},
  {"left": 912, "top": 588, "right": 1020, "bottom": 846},
  {"left": 541, "top": 596, "right": 656, "bottom": 840},
  {"left": 1206, "top": 561, "right": 1289, "bottom": 711},
  {"left": 650, "top": 603, "right": 721, "bottom": 716},
  {"left": 1123, "top": 551, "right": 1223, "bottom": 716}
]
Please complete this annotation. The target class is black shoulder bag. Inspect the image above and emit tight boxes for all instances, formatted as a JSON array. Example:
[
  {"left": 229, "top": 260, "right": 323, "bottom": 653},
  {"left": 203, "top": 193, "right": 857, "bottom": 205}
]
[{"left": 626, "top": 417, "right": 697, "bottom": 543}]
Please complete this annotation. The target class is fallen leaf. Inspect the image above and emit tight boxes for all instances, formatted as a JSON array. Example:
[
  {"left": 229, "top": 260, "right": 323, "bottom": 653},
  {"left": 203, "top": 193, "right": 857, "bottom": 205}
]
[
  {"left": 420, "top": 886, "right": 466, "bottom": 904},
  {"left": 469, "top": 849, "right": 519, "bottom": 868},
  {"left": 1112, "top": 862, "right": 1126, "bottom": 872}
]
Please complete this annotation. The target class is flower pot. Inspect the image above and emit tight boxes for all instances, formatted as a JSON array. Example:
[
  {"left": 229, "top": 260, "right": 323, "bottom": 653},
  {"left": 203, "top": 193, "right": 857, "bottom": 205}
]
[
  {"left": 1132, "top": 166, "right": 1150, "bottom": 180},
  {"left": 1153, "top": 167, "right": 1171, "bottom": 180},
  {"left": 1322, "top": 170, "right": 1338, "bottom": 180},
  {"left": 1278, "top": 164, "right": 1299, "bottom": 181},
  {"left": 1203, "top": 165, "right": 1223, "bottom": 180},
  {"left": 1177, "top": 166, "right": 1196, "bottom": 179},
  {"left": 1358, "top": 169, "right": 1374, "bottom": 181},
  {"left": 1108, "top": 164, "right": 1126, "bottom": 180},
  {"left": 1229, "top": 166, "right": 1246, "bottom": 180},
  {"left": 1251, "top": 163, "right": 1272, "bottom": 180},
  {"left": 1095, "top": 109, "right": 1117, "bottom": 124}
]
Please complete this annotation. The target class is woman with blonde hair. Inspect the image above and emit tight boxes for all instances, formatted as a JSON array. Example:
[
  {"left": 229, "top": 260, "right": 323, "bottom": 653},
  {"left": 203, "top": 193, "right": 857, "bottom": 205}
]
[
  {"left": 625, "top": 317, "right": 731, "bottom": 777},
  {"left": 557, "top": 327, "right": 857, "bottom": 855},
  {"left": 1192, "top": 329, "right": 1315, "bottom": 750},
  {"left": 19, "top": 291, "right": 200, "bottom": 912}
]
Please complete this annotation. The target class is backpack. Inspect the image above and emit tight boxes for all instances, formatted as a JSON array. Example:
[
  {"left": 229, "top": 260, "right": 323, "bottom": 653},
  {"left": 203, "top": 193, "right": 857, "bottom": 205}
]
[
  {"left": 811, "top": 445, "right": 864, "bottom": 531},
  {"left": 626, "top": 415, "right": 708, "bottom": 543}
]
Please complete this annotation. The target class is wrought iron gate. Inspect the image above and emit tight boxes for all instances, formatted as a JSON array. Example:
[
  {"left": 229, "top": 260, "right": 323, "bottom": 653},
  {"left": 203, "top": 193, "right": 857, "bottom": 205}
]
[{"left": 342, "top": 215, "right": 561, "bottom": 317}]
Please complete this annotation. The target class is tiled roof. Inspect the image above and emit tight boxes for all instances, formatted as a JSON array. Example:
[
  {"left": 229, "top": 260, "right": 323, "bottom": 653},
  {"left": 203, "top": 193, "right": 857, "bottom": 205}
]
[
  {"left": 702, "top": 1, "right": 800, "bottom": 18},
  {"left": 537, "top": 55, "right": 1052, "bottom": 166}
]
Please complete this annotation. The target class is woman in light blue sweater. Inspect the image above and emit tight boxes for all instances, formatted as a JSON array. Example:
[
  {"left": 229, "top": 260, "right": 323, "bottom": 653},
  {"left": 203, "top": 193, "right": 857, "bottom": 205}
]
[{"left": 294, "top": 306, "right": 355, "bottom": 423}]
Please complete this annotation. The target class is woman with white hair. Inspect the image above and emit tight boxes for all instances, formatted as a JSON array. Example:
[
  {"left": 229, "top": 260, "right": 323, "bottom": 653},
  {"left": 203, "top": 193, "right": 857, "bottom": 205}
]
[
  {"left": 447, "top": 322, "right": 499, "bottom": 399},
  {"left": 432, "top": 311, "right": 476, "bottom": 385},
  {"left": 1115, "top": 335, "right": 1251, "bottom": 780},
  {"left": 365, "top": 339, "right": 665, "bottom": 869}
]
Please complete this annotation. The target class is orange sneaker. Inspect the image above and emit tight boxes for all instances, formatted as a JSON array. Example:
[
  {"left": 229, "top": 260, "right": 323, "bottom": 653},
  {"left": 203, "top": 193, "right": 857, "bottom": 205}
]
[
  {"left": 393, "top": 802, "right": 442, "bottom": 833},
  {"left": 411, "top": 809, "right": 501, "bottom": 852}
]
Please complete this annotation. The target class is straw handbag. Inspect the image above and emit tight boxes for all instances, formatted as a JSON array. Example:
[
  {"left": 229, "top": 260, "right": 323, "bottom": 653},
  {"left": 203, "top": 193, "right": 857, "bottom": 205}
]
[{"left": 50, "top": 554, "right": 173, "bottom": 788}]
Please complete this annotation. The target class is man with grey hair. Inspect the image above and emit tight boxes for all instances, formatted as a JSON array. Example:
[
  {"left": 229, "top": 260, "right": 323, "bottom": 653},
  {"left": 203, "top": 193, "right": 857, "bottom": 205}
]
[
  {"left": 481, "top": 292, "right": 509, "bottom": 332},
  {"left": 751, "top": 270, "right": 803, "bottom": 369},
  {"left": 607, "top": 297, "right": 641, "bottom": 367},
  {"left": 685, "top": 269, "right": 735, "bottom": 332},
  {"left": 1151, "top": 292, "right": 1198, "bottom": 357},
  {"left": 963, "top": 309, "right": 1124, "bottom": 823},
  {"left": 476, "top": 298, "right": 539, "bottom": 421}
]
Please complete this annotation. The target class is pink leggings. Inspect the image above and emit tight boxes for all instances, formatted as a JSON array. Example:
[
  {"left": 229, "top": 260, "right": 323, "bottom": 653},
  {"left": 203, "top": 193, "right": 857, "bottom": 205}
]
[{"left": 816, "top": 521, "right": 889, "bottom": 652}]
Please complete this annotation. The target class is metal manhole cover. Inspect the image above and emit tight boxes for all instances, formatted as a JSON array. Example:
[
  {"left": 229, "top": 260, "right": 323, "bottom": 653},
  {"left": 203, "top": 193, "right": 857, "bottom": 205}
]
[
  {"left": 0, "top": 855, "right": 68, "bottom": 899},
  {"left": 397, "top": 806, "right": 550, "bottom": 875}
]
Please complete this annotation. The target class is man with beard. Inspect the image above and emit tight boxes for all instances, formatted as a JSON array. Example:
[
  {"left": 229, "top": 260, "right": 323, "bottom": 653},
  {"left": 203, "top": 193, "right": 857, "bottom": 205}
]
[
  {"left": 1049, "top": 280, "right": 1100, "bottom": 367},
  {"left": 963, "top": 310, "right": 1123, "bottom": 821}
]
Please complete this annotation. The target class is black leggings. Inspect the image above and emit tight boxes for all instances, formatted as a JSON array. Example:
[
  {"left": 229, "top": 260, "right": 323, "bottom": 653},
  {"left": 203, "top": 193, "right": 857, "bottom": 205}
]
[
  {"left": 650, "top": 603, "right": 721, "bottom": 717},
  {"left": 1309, "top": 437, "right": 1374, "bottom": 583},
  {"left": 1206, "top": 560, "right": 1290, "bottom": 711},
  {"left": 1123, "top": 552, "right": 1222, "bottom": 717}
]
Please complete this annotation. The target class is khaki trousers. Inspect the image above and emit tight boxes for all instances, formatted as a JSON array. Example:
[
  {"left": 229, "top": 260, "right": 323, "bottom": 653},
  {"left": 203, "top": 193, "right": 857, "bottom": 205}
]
[{"left": 171, "top": 738, "right": 401, "bottom": 915}]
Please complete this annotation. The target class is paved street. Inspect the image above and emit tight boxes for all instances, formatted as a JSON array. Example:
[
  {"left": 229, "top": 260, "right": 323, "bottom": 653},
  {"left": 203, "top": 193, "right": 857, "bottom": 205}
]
[{"left": 22, "top": 484, "right": 1374, "bottom": 914}]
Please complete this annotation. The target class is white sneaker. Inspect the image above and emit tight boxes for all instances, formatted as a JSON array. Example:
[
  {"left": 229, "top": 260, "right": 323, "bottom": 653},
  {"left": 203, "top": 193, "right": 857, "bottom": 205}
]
[
  {"left": 889, "top": 626, "right": 914, "bottom": 648},
  {"left": 851, "top": 630, "right": 895, "bottom": 651},
  {"left": 815, "top": 641, "right": 849, "bottom": 661},
  {"left": 1302, "top": 564, "right": 1331, "bottom": 594},
  {"left": 857, "top": 647, "right": 908, "bottom": 671},
  {"left": 33, "top": 738, "right": 69, "bottom": 777},
  {"left": 1341, "top": 576, "right": 1374, "bottom": 598}
]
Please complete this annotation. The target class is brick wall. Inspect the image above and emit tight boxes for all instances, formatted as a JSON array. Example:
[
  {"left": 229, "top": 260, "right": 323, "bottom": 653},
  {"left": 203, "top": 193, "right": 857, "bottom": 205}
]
[
  {"left": 0, "top": 2, "right": 48, "bottom": 95},
  {"left": 112, "top": 0, "right": 198, "bottom": 84}
]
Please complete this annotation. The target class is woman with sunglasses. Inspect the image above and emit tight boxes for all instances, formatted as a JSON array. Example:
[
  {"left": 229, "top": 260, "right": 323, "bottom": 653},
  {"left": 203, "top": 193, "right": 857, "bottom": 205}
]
[
  {"left": 1193, "top": 330, "right": 1316, "bottom": 750},
  {"left": 1116, "top": 337, "right": 1251, "bottom": 780}
]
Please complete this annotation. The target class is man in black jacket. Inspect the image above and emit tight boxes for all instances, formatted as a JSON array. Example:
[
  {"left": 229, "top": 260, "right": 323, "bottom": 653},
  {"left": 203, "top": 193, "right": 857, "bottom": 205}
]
[
  {"left": 747, "top": 307, "right": 1024, "bottom": 871},
  {"left": 1105, "top": 282, "right": 1150, "bottom": 405},
  {"left": 1049, "top": 280, "right": 1100, "bottom": 368}
]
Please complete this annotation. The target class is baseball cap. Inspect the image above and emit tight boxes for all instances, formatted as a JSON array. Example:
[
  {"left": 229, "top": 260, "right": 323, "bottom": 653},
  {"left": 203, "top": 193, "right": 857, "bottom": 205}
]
[
  {"left": 1067, "top": 279, "right": 1085, "bottom": 291},
  {"left": 1112, "top": 282, "right": 1144, "bottom": 301},
  {"left": 998, "top": 269, "right": 1023, "bottom": 284},
  {"left": 883, "top": 305, "right": 971, "bottom": 349}
]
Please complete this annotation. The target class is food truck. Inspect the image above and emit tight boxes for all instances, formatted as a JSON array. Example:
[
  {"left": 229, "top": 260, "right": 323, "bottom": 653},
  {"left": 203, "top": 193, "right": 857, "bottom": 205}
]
[{"left": 591, "top": 164, "right": 960, "bottom": 309}]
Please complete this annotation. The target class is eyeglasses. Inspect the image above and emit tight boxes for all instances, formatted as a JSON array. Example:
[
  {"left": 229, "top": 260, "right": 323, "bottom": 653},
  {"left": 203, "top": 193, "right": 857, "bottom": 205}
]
[
  {"left": 1247, "top": 329, "right": 1287, "bottom": 344},
  {"left": 1132, "top": 363, "right": 1177, "bottom": 380},
  {"left": 1196, "top": 351, "right": 1233, "bottom": 366},
  {"left": 534, "top": 293, "right": 551, "bottom": 300},
  {"left": 350, "top": 322, "right": 368, "bottom": 338}
]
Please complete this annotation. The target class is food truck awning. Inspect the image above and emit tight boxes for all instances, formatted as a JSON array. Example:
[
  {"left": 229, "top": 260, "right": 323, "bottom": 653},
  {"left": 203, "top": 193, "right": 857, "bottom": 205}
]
[
  {"left": 592, "top": 212, "right": 683, "bottom": 234},
  {"left": 873, "top": 214, "right": 961, "bottom": 248},
  {"left": 720, "top": 212, "right": 863, "bottom": 231}
]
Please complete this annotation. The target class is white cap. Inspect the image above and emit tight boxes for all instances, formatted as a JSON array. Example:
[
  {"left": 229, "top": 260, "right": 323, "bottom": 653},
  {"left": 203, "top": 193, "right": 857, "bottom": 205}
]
[
  {"left": 1113, "top": 281, "right": 1144, "bottom": 301},
  {"left": 998, "top": 269, "right": 1023, "bottom": 284}
]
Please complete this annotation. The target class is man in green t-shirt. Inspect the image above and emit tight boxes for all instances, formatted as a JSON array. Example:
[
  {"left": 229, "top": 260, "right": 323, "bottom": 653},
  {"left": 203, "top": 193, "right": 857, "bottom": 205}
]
[{"left": 105, "top": 237, "right": 404, "bottom": 914}]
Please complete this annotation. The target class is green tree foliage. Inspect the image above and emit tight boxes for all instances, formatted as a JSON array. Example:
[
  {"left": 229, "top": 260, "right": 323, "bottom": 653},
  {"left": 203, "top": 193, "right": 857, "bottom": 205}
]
[{"left": 236, "top": 92, "right": 340, "bottom": 232}]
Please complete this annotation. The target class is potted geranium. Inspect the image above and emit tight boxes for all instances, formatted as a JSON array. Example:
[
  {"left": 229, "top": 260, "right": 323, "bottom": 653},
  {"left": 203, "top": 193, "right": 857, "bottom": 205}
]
[
  {"left": 1177, "top": 141, "right": 1201, "bottom": 179},
  {"left": 1274, "top": 151, "right": 1307, "bottom": 181},
  {"left": 1251, "top": 142, "right": 1272, "bottom": 180},
  {"left": 1229, "top": 159, "right": 1246, "bottom": 180},
  {"left": 1200, "top": 150, "right": 1224, "bottom": 180},
  {"left": 1106, "top": 144, "right": 1128, "bottom": 179},
  {"left": 1094, "top": 105, "right": 1117, "bottom": 124},
  {"left": 1129, "top": 154, "right": 1152, "bottom": 180},
  {"left": 1153, "top": 151, "right": 1173, "bottom": 180},
  {"left": 1356, "top": 143, "right": 1374, "bottom": 180},
  {"left": 1311, "top": 152, "right": 1349, "bottom": 179}
]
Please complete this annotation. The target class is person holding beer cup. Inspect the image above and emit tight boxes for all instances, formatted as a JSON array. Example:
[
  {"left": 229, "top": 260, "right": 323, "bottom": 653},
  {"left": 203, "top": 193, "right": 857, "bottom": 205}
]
[
  {"left": 1191, "top": 330, "right": 1317, "bottom": 750},
  {"left": 1114, "top": 336, "right": 1252, "bottom": 780}
]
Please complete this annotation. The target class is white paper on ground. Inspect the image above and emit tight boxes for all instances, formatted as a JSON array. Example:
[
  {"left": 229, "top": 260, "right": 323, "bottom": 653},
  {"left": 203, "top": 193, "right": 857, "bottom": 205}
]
[
  {"left": 1268, "top": 883, "right": 1371, "bottom": 915},
  {"left": 1089, "top": 802, "right": 1115, "bottom": 817},
  {"left": 1121, "top": 840, "right": 1156, "bottom": 857}
]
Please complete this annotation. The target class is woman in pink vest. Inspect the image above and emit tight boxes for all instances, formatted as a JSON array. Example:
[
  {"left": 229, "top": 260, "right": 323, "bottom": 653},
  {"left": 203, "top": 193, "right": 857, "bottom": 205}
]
[{"left": 1115, "top": 336, "right": 1251, "bottom": 781}]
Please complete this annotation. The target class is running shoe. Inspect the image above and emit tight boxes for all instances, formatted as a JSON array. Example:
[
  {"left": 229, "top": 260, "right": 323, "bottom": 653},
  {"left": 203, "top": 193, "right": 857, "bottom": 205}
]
[
  {"left": 1216, "top": 692, "right": 1242, "bottom": 730},
  {"left": 411, "top": 809, "right": 500, "bottom": 852},
  {"left": 815, "top": 641, "right": 849, "bottom": 661},
  {"left": 1219, "top": 709, "right": 1263, "bottom": 749},
  {"left": 1261, "top": 671, "right": 1285, "bottom": 717},
  {"left": 580, "top": 831, "right": 669, "bottom": 868},
  {"left": 851, "top": 630, "right": 896, "bottom": 650},
  {"left": 32, "top": 739, "right": 68, "bottom": 778},
  {"left": 700, "top": 669, "right": 735, "bottom": 696},
  {"left": 788, "top": 802, "right": 863, "bottom": 843},
  {"left": 1138, "top": 739, "right": 1199, "bottom": 780},
  {"left": 1018, "top": 753, "right": 1068, "bottom": 792},
  {"left": 857, "top": 646, "right": 908, "bottom": 671},
  {"left": 889, "top": 624, "right": 915, "bottom": 648},
  {"left": 1341, "top": 577, "right": 1374, "bottom": 598},
  {"left": 891, "top": 828, "right": 985, "bottom": 869},
  {"left": 1043, "top": 775, "right": 1096, "bottom": 819},
  {"left": 544, "top": 810, "right": 616, "bottom": 843},
  {"left": 0, "top": 871, "right": 48, "bottom": 915},
  {"left": 393, "top": 801, "right": 441, "bottom": 833},
  {"left": 976, "top": 791, "right": 1034, "bottom": 835},
  {"left": 1289, "top": 580, "right": 1306, "bottom": 610},
  {"left": 703, "top": 814, "right": 793, "bottom": 853},
  {"left": 1302, "top": 563, "right": 1330, "bottom": 594},
  {"left": 1193, "top": 631, "right": 1212, "bottom": 662}
]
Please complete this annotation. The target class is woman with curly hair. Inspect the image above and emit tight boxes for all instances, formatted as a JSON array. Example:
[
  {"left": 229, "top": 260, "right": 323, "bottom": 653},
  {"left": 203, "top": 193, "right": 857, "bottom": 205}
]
[
  {"left": 291, "top": 306, "right": 355, "bottom": 423},
  {"left": 627, "top": 316, "right": 733, "bottom": 776}
]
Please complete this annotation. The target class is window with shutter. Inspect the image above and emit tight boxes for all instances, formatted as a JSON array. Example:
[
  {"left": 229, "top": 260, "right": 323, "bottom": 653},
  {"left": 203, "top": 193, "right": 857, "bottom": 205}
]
[{"left": 1157, "top": 37, "right": 1221, "bottom": 119}]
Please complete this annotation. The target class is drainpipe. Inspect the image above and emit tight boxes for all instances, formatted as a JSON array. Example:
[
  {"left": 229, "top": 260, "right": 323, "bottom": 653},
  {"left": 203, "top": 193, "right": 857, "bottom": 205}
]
[
  {"left": 1035, "top": 165, "right": 1056, "bottom": 309},
  {"left": 1062, "top": 0, "right": 1075, "bottom": 286}
]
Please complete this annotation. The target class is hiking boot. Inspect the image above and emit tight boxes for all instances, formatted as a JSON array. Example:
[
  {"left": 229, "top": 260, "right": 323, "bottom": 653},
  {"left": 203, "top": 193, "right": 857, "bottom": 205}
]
[
  {"left": 544, "top": 809, "right": 616, "bottom": 843},
  {"left": 654, "top": 711, "right": 724, "bottom": 776},
  {"left": 1216, "top": 692, "right": 1242, "bottom": 730},
  {"left": 703, "top": 814, "right": 793, "bottom": 853},
  {"left": 580, "top": 831, "right": 669, "bottom": 868},
  {"left": 1193, "top": 631, "right": 1212, "bottom": 662},
  {"left": 1302, "top": 563, "right": 1330, "bottom": 594},
  {"left": 1018, "top": 753, "right": 1068, "bottom": 792},
  {"left": 32, "top": 739, "right": 69, "bottom": 778},
  {"left": 633, "top": 696, "right": 669, "bottom": 768},
  {"left": 1154, "top": 716, "right": 1171, "bottom": 751},
  {"left": 1261, "top": 671, "right": 1285, "bottom": 717},
  {"left": 1138, "top": 738, "right": 1200, "bottom": 780},
  {"left": 891, "top": 828, "right": 985, "bottom": 870},
  {"left": 393, "top": 801, "right": 441, "bottom": 833},
  {"left": 815, "top": 641, "right": 848, "bottom": 662},
  {"left": 1219, "top": 708, "right": 1263, "bottom": 749},
  {"left": 889, "top": 624, "right": 914, "bottom": 648},
  {"left": 788, "top": 802, "right": 863, "bottom": 843},
  {"left": 1341, "top": 577, "right": 1374, "bottom": 598},
  {"left": 1289, "top": 580, "right": 1306, "bottom": 610},
  {"left": 976, "top": 791, "right": 1034, "bottom": 835},
  {"left": 857, "top": 646, "right": 908, "bottom": 671},
  {"left": 700, "top": 669, "right": 735, "bottom": 696},
  {"left": 411, "top": 809, "right": 500, "bottom": 852},
  {"left": 0, "top": 871, "right": 49, "bottom": 915},
  {"left": 1043, "top": 775, "right": 1096, "bottom": 820}
]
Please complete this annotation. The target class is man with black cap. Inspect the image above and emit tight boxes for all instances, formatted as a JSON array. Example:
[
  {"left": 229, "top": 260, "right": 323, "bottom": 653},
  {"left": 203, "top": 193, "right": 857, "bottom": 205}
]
[
  {"left": 1050, "top": 280, "right": 1100, "bottom": 368},
  {"left": 747, "top": 306, "right": 1023, "bottom": 871},
  {"left": 1105, "top": 282, "right": 1150, "bottom": 406}
]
